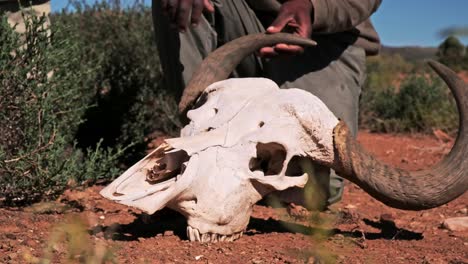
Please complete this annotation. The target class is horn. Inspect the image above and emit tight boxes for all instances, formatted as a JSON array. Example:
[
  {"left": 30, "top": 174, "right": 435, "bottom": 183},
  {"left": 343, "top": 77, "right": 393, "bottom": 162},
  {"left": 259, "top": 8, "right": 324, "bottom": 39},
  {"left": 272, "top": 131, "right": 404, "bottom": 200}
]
[
  {"left": 333, "top": 60, "right": 467, "bottom": 210},
  {"left": 178, "top": 33, "right": 317, "bottom": 114}
]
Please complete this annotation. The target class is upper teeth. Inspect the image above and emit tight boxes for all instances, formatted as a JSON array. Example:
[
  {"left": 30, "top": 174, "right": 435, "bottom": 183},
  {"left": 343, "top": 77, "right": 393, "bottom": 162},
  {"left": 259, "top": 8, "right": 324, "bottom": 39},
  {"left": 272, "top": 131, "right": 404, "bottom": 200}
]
[{"left": 186, "top": 226, "right": 243, "bottom": 242}]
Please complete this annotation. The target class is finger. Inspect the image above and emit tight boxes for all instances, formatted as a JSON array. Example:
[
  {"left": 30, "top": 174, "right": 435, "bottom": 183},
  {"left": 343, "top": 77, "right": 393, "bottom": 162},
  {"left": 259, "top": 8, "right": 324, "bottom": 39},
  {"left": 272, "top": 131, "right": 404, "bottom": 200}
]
[
  {"left": 297, "top": 15, "right": 312, "bottom": 38},
  {"left": 203, "top": 0, "right": 214, "bottom": 13},
  {"left": 274, "top": 43, "right": 304, "bottom": 54},
  {"left": 176, "top": 0, "right": 192, "bottom": 31},
  {"left": 259, "top": 47, "right": 279, "bottom": 58},
  {"left": 190, "top": 0, "right": 204, "bottom": 26},
  {"left": 267, "top": 12, "right": 292, "bottom": 33}
]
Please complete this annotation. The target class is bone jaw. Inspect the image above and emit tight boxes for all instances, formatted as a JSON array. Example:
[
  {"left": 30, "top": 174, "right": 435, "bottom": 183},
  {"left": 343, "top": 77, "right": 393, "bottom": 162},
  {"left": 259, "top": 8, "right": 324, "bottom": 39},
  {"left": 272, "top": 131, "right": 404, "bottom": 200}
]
[{"left": 187, "top": 226, "right": 244, "bottom": 243}]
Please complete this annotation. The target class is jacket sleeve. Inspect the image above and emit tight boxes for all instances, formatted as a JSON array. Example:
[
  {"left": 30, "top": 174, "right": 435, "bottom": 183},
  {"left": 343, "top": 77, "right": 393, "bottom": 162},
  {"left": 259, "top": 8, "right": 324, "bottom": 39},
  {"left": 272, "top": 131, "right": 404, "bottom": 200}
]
[{"left": 311, "top": 0, "right": 382, "bottom": 33}]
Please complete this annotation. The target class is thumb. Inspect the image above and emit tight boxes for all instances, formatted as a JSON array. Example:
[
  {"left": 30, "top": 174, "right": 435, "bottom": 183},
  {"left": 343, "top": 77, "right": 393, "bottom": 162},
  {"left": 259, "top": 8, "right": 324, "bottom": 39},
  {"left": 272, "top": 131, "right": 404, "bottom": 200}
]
[
  {"left": 203, "top": 0, "right": 214, "bottom": 13},
  {"left": 267, "top": 12, "right": 292, "bottom": 33}
]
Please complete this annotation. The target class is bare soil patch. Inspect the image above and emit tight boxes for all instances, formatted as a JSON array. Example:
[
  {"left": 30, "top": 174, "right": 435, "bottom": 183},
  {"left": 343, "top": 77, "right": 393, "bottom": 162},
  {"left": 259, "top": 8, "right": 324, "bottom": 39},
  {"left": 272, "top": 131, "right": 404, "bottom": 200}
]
[{"left": 0, "top": 132, "right": 466, "bottom": 263}]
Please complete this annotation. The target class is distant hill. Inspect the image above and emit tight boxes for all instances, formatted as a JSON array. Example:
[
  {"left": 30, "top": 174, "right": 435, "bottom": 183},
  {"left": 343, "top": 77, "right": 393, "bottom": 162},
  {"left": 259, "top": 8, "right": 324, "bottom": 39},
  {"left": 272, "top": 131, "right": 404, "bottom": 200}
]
[{"left": 380, "top": 45, "right": 438, "bottom": 62}]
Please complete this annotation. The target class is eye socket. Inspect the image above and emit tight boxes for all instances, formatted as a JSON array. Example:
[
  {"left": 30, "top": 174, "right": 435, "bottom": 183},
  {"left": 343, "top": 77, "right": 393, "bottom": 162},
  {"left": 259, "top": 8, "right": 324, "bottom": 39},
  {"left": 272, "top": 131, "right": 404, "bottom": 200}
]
[
  {"left": 249, "top": 143, "right": 286, "bottom": 176},
  {"left": 191, "top": 93, "right": 208, "bottom": 110}
]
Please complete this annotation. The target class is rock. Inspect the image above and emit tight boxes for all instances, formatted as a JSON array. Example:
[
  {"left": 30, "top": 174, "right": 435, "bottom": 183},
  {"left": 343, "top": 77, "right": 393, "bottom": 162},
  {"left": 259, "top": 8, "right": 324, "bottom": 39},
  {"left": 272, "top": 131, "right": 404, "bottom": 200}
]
[
  {"left": 442, "top": 217, "right": 468, "bottom": 231},
  {"left": 24, "top": 239, "right": 36, "bottom": 248},
  {"left": 409, "top": 221, "right": 425, "bottom": 233},
  {"left": 287, "top": 203, "right": 310, "bottom": 219},
  {"left": 251, "top": 258, "right": 263, "bottom": 264},
  {"left": 379, "top": 213, "right": 397, "bottom": 230},
  {"left": 163, "top": 230, "right": 174, "bottom": 237},
  {"left": 337, "top": 207, "right": 360, "bottom": 224},
  {"left": 420, "top": 212, "right": 430, "bottom": 218},
  {"left": 333, "top": 234, "right": 345, "bottom": 241},
  {"left": 7, "top": 253, "right": 18, "bottom": 260},
  {"left": 380, "top": 213, "right": 395, "bottom": 222}
]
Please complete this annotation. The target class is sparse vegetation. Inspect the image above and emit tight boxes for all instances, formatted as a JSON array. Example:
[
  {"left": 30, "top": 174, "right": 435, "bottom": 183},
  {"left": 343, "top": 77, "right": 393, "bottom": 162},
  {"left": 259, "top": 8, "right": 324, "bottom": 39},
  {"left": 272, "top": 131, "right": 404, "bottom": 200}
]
[
  {"left": 0, "top": 13, "right": 126, "bottom": 205},
  {"left": 360, "top": 45, "right": 461, "bottom": 134},
  {"left": 437, "top": 36, "right": 466, "bottom": 70},
  {"left": 0, "top": 1, "right": 179, "bottom": 205},
  {"left": 360, "top": 74, "right": 458, "bottom": 133},
  {"left": 52, "top": 0, "right": 181, "bottom": 163}
]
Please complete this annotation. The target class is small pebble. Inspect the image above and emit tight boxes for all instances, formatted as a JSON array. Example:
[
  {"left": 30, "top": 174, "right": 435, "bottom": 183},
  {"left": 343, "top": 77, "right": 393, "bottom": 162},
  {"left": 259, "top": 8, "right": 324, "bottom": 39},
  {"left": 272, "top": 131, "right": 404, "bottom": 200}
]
[
  {"left": 164, "top": 230, "right": 174, "bottom": 237},
  {"left": 442, "top": 217, "right": 468, "bottom": 232}
]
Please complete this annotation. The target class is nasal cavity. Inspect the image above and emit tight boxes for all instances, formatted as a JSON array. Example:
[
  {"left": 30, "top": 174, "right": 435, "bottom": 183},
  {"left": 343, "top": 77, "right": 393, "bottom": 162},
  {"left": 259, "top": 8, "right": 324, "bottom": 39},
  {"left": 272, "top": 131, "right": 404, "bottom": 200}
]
[
  {"left": 147, "top": 149, "right": 189, "bottom": 183},
  {"left": 249, "top": 143, "right": 286, "bottom": 176}
]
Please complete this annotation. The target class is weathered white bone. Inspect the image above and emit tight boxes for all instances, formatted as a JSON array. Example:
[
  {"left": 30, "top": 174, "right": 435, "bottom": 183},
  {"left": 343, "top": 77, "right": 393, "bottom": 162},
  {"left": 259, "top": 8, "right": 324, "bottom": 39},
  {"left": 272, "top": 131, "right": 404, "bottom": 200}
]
[{"left": 101, "top": 78, "right": 338, "bottom": 241}]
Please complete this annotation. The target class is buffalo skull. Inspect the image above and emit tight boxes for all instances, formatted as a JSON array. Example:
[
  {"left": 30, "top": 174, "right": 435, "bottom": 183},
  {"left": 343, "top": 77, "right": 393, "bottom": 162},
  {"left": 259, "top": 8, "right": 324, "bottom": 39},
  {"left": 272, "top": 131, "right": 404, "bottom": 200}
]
[{"left": 101, "top": 33, "right": 468, "bottom": 242}]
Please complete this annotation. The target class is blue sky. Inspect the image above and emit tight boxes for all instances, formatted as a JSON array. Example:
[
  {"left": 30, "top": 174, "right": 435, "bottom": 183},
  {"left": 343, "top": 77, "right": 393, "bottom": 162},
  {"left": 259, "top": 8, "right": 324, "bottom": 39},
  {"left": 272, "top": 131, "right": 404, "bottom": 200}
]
[
  {"left": 51, "top": 0, "right": 468, "bottom": 47},
  {"left": 372, "top": 1, "right": 468, "bottom": 47}
]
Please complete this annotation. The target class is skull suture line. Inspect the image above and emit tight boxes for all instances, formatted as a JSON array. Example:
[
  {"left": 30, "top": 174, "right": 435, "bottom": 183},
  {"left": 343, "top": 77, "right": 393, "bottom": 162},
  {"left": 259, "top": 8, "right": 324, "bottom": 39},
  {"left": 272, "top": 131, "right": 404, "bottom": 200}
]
[
  {"left": 101, "top": 33, "right": 467, "bottom": 242},
  {"left": 101, "top": 78, "right": 339, "bottom": 241}
]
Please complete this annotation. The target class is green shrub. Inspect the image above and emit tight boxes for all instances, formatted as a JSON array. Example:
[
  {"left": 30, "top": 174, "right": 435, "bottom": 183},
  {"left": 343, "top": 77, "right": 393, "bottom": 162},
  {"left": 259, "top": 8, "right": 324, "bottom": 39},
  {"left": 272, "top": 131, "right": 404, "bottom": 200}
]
[
  {"left": 52, "top": 1, "right": 181, "bottom": 163},
  {"left": 0, "top": 1, "right": 182, "bottom": 205},
  {"left": 437, "top": 36, "right": 466, "bottom": 71},
  {"left": 0, "top": 14, "right": 127, "bottom": 205},
  {"left": 360, "top": 74, "right": 458, "bottom": 133},
  {"left": 364, "top": 54, "right": 414, "bottom": 92}
]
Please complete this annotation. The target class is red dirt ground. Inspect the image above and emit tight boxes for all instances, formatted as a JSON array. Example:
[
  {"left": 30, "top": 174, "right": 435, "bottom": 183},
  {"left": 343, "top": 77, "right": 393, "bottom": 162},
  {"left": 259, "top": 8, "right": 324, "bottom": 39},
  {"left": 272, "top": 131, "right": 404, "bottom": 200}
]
[{"left": 0, "top": 132, "right": 467, "bottom": 263}]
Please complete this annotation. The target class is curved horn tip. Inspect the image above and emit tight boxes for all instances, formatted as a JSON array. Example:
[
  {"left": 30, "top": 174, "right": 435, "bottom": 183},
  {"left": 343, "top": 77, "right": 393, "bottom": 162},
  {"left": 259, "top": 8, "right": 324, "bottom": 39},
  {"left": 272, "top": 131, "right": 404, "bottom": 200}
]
[
  {"left": 427, "top": 60, "right": 450, "bottom": 74},
  {"left": 427, "top": 59, "right": 464, "bottom": 82}
]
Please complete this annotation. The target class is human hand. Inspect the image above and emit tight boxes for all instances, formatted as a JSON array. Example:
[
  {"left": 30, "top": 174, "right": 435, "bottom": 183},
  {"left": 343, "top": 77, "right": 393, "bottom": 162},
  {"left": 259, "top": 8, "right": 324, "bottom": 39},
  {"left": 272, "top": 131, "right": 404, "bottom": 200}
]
[
  {"left": 161, "top": 0, "right": 214, "bottom": 32},
  {"left": 259, "top": 0, "right": 313, "bottom": 57}
]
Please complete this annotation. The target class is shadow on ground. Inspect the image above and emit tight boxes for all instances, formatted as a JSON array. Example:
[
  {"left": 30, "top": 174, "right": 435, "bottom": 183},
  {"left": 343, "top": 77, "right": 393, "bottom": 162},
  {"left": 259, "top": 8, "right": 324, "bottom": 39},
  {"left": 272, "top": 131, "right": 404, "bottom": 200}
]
[
  {"left": 90, "top": 208, "right": 188, "bottom": 241},
  {"left": 248, "top": 217, "right": 423, "bottom": 241},
  {"left": 90, "top": 208, "right": 423, "bottom": 242}
]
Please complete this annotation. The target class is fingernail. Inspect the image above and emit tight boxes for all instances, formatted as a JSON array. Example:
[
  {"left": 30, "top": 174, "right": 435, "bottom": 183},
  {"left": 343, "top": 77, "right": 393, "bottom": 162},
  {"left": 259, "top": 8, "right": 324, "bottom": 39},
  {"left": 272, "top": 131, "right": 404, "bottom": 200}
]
[{"left": 191, "top": 23, "right": 198, "bottom": 27}]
